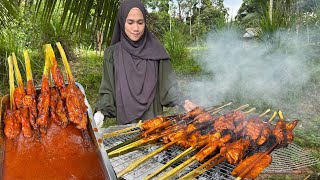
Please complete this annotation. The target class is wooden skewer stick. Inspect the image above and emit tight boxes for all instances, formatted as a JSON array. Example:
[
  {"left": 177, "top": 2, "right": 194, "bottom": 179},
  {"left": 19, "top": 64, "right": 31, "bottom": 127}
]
[
  {"left": 144, "top": 146, "right": 196, "bottom": 180},
  {"left": 12, "top": 52, "right": 24, "bottom": 87},
  {"left": 117, "top": 139, "right": 179, "bottom": 178},
  {"left": 180, "top": 155, "right": 226, "bottom": 180},
  {"left": 268, "top": 111, "right": 277, "bottom": 123},
  {"left": 103, "top": 120, "right": 143, "bottom": 139},
  {"left": 8, "top": 56, "right": 15, "bottom": 109},
  {"left": 278, "top": 110, "right": 284, "bottom": 121},
  {"left": 56, "top": 42, "right": 74, "bottom": 83},
  {"left": 159, "top": 154, "right": 197, "bottom": 180},
  {"left": 258, "top": 109, "right": 270, "bottom": 118},
  {"left": 206, "top": 102, "right": 233, "bottom": 112},
  {"left": 235, "top": 143, "right": 279, "bottom": 180},
  {"left": 108, "top": 133, "right": 169, "bottom": 157},
  {"left": 243, "top": 107, "right": 256, "bottom": 114},
  {"left": 235, "top": 104, "right": 250, "bottom": 111},
  {"left": 24, "top": 51, "right": 33, "bottom": 82}
]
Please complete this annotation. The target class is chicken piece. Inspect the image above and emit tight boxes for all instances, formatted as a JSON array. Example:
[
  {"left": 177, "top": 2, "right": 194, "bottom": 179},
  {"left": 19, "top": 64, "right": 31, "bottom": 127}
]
[
  {"left": 232, "top": 111, "right": 247, "bottom": 124},
  {"left": 193, "top": 112, "right": 214, "bottom": 123},
  {"left": 50, "top": 88, "right": 60, "bottom": 124},
  {"left": 37, "top": 76, "right": 50, "bottom": 134},
  {"left": 141, "top": 116, "right": 166, "bottom": 130},
  {"left": 182, "top": 107, "right": 205, "bottom": 119},
  {"left": 213, "top": 116, "right": 235, "bottom": 132},
  {"left": 231, "top": 153, "right": 272, "bottom": 179},
  {"left": 14, "top": 85, "right": 32, "bottom": 138},
  {"left": 13, "top": 87, "right": 26, "bottom": 109},
  {"left": 195, "top": 134, "right": 231, "bottom": 162},
  {"left": 238, "top": 117, "right": 271, "bottom": 145},
  {"left": 15, "top": 108, "right": 32, "bottom": 138},
  {"left": 49, "top": 46, "right": 68, "bottom": 99},
  {"left": 4, "top": 109, "right": 21, "bottom": 139},
  {"left": 23, "top": 80, "right": 38, "bottom": 130},
  {"left": 56, "top": 97, "right": 68, "bottom": 128},
  {"left": 65, "top": 83, "right": 88, "bottom": 129},
  {"left": 162, "top": 123, "right": 187, "bottom": 143},
  {"left": 220, "top": 139, "right": 250, "bottom": 164},
  {"left": 272, "top": 120, "right": 298, "bottom": 145}
]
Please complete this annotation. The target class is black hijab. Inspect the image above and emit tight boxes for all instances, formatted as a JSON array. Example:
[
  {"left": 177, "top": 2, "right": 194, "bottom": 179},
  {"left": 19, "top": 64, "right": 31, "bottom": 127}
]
[{"left": 111, "top": 0, "right": 170, "bottom": 124}]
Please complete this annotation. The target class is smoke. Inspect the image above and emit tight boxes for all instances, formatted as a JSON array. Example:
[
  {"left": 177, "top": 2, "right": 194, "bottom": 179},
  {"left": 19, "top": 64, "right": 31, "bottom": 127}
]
[{"left": 182, "top": 28, "right": 316, "bottom": 114}]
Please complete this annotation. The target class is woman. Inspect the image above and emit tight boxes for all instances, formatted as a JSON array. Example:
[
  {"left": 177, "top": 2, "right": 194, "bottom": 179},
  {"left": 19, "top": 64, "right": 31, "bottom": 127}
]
[{"left": 94, "top": 0, "right": 197, "bottom": 127}]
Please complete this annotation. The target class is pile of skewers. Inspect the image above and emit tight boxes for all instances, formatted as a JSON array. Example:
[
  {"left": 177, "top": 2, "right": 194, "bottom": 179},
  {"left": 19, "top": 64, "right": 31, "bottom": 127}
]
[
  {"left": 104, "top": 104, "right": 299, "bottom": 180},
  {"left": 3, "top": 43, "right": 88, "bottom": 140}
]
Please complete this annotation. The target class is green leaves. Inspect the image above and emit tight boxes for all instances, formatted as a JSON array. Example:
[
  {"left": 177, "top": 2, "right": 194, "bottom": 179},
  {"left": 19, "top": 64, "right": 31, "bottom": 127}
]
[
  {"left": 0, "top": 0, "right": 18, "bottom": 29},
  {"left": 34, "top": 0, "right": 120, "bottom": 46}
]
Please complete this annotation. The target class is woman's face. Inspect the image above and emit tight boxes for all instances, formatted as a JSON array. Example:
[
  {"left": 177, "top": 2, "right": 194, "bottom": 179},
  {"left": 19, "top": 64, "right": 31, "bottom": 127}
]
[{"left": 125, "top": 8, "right": 145, "bottom": 42}]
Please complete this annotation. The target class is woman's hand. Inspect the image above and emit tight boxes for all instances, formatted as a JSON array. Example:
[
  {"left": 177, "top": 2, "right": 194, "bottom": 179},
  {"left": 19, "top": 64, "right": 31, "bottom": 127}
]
[
  {"left": 93, "top": 111, "right": 104, "bottom": 129},
  {"left": 183, "top": 100, "right": 198, "bottom": 112}
]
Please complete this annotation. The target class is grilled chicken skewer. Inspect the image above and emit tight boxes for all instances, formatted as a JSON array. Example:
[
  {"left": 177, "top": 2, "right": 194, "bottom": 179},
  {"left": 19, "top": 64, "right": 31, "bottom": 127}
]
[
  {"left": 46, "top": 44, "right": 69, "bottom": 127},
  {"left": 160, "top": 108, "right": 269, "bottom": 180},
  {"left": 4, "top": 56, "right": 21, "bottom": 139},
  {"left": 180, "top": 111, "right": 275, "bottom": 180},
  {"left": 22, "top": 51, "right": 40, "bottom": 138},
  {"left": 103, "top": 102, "right": 233, "bottom": 139},
  {"left": 118, "top": 107, "right": 254, "bottom": 177},
  {"left": 232, "top": 111, "right": 298, "bottom": 180},
  {"left": 36, "top": 49, "right": 51, "bottom": 134},
  {"left": 12, "top": 53, "right": 32, "bottom": 138},
  {"left": 108, "top": 104, "right": 245, "bottom": 156},
  {"left": 56, "top": 42, "right": 88, "bottom": 130}
]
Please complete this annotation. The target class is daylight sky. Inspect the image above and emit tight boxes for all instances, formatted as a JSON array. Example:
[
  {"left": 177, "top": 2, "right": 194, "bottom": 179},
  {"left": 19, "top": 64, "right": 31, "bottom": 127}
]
[{"left": 224, "top": 0, "right": 243, "bottom": 19}]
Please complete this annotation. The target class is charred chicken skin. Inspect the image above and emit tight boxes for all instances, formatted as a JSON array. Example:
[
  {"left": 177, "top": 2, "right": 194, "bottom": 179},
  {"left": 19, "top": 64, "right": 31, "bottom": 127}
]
[
  {"left": 182, "top": 107, "right": 205, "bottom": 119},
  {"left": 272, "top": 120, "right": 298, "bottom": 145},
  {"left": 231, "top": 152, "right": 272, "bottom": 179},
  {"left": 195, "top": 134, "right": 232, "bottom": 162},
  {"left": 220, "top": 139, "right": 251, "bottom": 164},
  {"left": 235, "top": 116, "right": 271, "bottom": 145}
]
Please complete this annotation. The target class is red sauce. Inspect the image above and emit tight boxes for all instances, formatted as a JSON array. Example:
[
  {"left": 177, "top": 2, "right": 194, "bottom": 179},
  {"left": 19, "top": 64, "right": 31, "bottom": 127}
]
[{"left": 3, "top": 123, "right": 106, "bottom": 179}]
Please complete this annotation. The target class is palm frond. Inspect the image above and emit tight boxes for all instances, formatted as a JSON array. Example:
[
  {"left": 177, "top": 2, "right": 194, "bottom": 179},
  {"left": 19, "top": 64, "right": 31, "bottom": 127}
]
[
  {"left": 0, "top": 0, "right": 18, "bottom": 29},
  {"left": 35, "top": 0, "right": 120, "bottom": 46}
]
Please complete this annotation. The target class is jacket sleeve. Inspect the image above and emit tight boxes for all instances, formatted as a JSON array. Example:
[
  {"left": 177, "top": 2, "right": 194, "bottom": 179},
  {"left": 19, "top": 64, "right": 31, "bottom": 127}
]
[
  {"left": 95, "top": 46, "right": 116, "bottom": 117},
  {"left": 159, "top": 60, "right": 184, "bottom": 108}
]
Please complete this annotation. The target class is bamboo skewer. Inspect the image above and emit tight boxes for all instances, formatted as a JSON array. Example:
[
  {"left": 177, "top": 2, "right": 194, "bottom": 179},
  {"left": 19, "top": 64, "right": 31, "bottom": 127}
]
[
  {"left": 235, "top": 143, "right": 279, "bottom": 180},
  {"left": 8, "top": 56, "right": 15, "bottom": 109},
  {"left": 56, "top": 42, "right": 74, "bottom": 83},
  {"left": 103, "top": 120, "right": 142, "bottom": 139},
  {"left": 144, "top": 146, "right": 196, "bottom": 180},
  {"left": 24, "top": 51, "right": 33, "bottom": 83},
  {"left": 180, "top": 109, "right": 276, "bottom": 180},
  {"left": 268, "top": 111, "right": 277, "bottom": 123},
  {"left": 117, "top": 139, "right": 179, "bottom": 178},
  {"left": 104, "top": 102, "right": 233, "bottom": 139},
  {"left": 107, "top": 103, "right": 236, "bottom": 156},
  {"left": 180, "top": 153, "right": 226, "bottom": 180},
  {"left": 12, "top": 52, "right": 24, "bottom": 88},
  {"left": 160, "top": 109, "right": 269, "bottom": 179}
]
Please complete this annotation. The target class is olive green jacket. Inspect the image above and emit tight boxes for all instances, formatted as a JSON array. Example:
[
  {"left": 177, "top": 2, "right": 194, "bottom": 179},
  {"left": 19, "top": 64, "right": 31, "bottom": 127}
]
[{"left": 96, "top": 45, "right": 183, "bottom": 124}]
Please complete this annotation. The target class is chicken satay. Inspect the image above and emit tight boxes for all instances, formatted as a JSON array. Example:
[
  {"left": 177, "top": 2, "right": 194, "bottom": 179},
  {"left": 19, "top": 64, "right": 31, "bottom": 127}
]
[
  {"left": 231, "top": 152, "right": 272, "bottom": 179},
  {"left": 182, "top": 107, "right": 205, "bottom": 119},
  {"left": 4, "top": 109, "right": 21, "bottom": 139},
  {"left": 220, "top": 139, "right": 251, "bottom": 164},
  {"left": 37, "top": 75, "right": 50, "bottom": 134}
]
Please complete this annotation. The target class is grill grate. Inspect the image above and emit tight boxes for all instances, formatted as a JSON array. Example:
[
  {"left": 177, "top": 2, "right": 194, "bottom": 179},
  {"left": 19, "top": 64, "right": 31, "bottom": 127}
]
[{"left": 102, "top": 125, "right": 320, "bottom": 180}]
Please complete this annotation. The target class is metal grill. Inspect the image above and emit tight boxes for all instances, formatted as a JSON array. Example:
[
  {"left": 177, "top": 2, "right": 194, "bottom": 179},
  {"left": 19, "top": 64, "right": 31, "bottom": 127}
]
[{"left": 102, "top": 125, "right": 320, "bottom": 180}]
